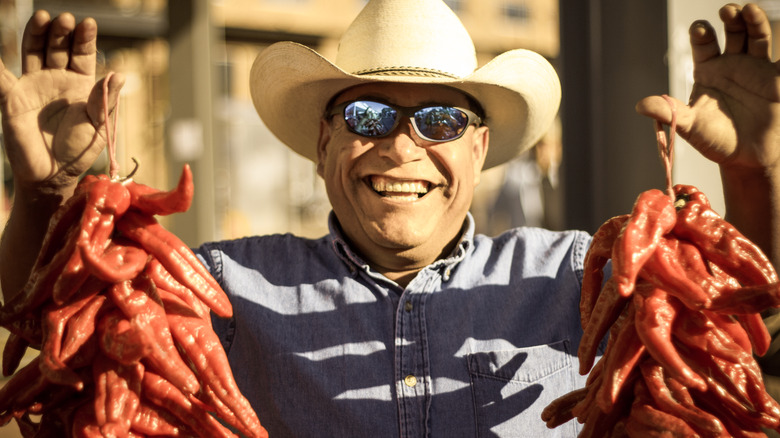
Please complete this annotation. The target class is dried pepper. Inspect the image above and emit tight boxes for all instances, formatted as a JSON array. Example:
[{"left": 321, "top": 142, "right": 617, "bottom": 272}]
[
  {"left": 0, "top": 73, "right": 267, "bottom": 438},
  {"left": 542, "top": 96, "right": 780, "bottom": 437}
]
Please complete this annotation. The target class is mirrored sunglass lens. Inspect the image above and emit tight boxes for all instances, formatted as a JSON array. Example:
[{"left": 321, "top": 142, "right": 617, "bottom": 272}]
[
  {"left": 414, "top": 107, "right": 469, "bottom": 140},
  {"left": 343, "top": 101, "right": 397, "bottom": 137}
]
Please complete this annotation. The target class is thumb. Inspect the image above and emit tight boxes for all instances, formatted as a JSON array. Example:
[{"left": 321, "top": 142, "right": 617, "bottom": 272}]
[
  {"left": 635, "top": 94, "right": 687, "bottom": 127},
  {"left": 87, "top": 72, "right": 125, "bottom": 130}
]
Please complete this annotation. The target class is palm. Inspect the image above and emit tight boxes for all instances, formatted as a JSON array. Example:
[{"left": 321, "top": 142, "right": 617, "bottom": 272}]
[
  {"left": 683, "top": 55, "right": 780, "bottom": 171},
  {"left": 2, "top": 67, "right": 102, "bottom": 188},
  {"left": 0, "top": 12, "right": 120, "bottom": 192},
  {"left": 637, "top": 6, "right": 780, "bottom": 174}
]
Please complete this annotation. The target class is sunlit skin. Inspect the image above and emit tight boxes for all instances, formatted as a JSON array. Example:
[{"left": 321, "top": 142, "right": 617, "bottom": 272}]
[{"left": 317, "top": 83, "right": 489, "bottom": 287}]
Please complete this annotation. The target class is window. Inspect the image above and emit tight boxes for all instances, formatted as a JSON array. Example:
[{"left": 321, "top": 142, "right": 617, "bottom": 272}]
[{"left": 502, "top": 2, "right": 530, "bottom": 24}]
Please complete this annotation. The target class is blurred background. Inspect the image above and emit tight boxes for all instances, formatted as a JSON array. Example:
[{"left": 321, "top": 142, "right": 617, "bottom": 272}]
[
  {"left": 1, "top": 0, "right": 780, "bottom": 436},
  {"left": 4, "top": 0, "right": 776, "bottom": 245}
]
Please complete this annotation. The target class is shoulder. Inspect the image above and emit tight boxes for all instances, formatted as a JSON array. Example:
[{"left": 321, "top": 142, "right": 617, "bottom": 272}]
[
  {"left": 472, "top": 227, "right": 591, "bottom": 273},
  {"left": 197, "top": 233, "right": 328, "bottom": 261},
  {"left": 193, "top": 233, "right": 339, "bottom": 280}
]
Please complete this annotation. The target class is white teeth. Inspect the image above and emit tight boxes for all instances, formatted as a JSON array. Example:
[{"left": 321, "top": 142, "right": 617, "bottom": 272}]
[{"left": 372, "top": 178, "right": 429, "bottom": 194}]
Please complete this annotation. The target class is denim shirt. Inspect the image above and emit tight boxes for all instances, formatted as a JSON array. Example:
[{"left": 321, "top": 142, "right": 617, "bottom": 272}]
[{"left": 195, "top": 213, "right": 592, "bottom": 437}]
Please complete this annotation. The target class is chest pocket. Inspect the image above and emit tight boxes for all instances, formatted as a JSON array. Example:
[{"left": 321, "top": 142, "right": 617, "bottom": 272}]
[{"left": 467, "top": 340, "right": 578, "bottom": 437}]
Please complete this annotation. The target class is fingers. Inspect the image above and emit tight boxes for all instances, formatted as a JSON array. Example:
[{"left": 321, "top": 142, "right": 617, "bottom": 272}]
[
  {"left": 721, "top": 3, "right": 771, "bottom": 58},
  {"left": 20, "top": 10, "right": 97, "bottom": 76},
  {"left": 693, "top": 4, "right": 772, "bottom": 66},
  {"left": 21, "top": 10, "right": 51, "bottom": 73},
  {"left": 741, "top": 3, "right": 772, "bottom": 59},
  {"left": 44, "top": 12, "right": 76, "bottom": 70},
  {"left": 719, "top": 3, "right": 748, "bottom": 54},
  {"left": 70, "top": 17, "right": 98, "bottom": 76},
  {"left": 690, "top": 20, "right": 720, "bottom": 64}
]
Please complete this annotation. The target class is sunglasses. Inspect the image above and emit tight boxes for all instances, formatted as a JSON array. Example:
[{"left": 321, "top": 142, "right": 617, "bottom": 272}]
[{"left": 328, "top": 100, "right": 482, "bottom": 143}]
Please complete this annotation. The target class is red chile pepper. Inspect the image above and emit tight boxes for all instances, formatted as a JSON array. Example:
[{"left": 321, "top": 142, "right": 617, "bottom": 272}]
[
  {"left": 75, "top": 179, "right": 132, "bottom": 282},
  {"left": 738, "top": 313, "right": 772, "bottom": 357},
  {"left": 580, "top": 214, "right": 629, "bottom": 329},
  {"left": 141, "top": 371, "right": 239, "bottom": 438},
  {"left": 117, "top": 210, "right": 232, "bottom": 318},
  {"left": 145, "top": 258, "right": 211, "bottom": 321},
  {"left": 108, "top": 278, "right": 200, "bottom": 395},
  {"left": 624, "top": 383, "right": 699, "bottom": 437},
  {"left": 59, "top": 290, "right": 108, "bottom": 363},
  {"left": 5, "top": 317, "right": 42, "bottom": 351},
  {"left": 98, "top": 309, "right": 153, "bottom": 365},
  {"left": 595, "top": 306, "right": 646, "bottom": 412},
  {"left": 577, "top": 278, "right": 629, "bottom": 375},
  {"left": 160, "top": 289, "right": 267, "bottom": 438},
  {"left": 0, "top": 223, "right": 81, "bottom": 325},
  {"left": 693, "top": 383, "right": 770, "bottom": 438},
  {"left": 709, "top": 282, "right": 780, "bottom": 315},
  {"left": 704, "top": 310, "right": 752, "bottom": 354},
  {"left": 638, "top": 360, "right": 727, "bottom": 436},
  {"left": 0, "top": 357, "right": 44, "bottom": 417},
  {"left": 126, "top": 164, "right": 194, "bottom": 216},
  {"left": 2, "top": 333, "right": 29, "bottom": 377},
  {"left": 51, "top": 249, "right": 90, "bottom": 306},
  {"left": 34, "top": 187, "right": 88, "bottom": 272},
  {"left": 674, "top": 336, "right": 773, "bottom": 428},
  {"left": 38, "top": 286, "right": 104, "bottom": 391},
  {"left": 638, "top": 236, "right": 712, "bottom": 309},
  {"left": 541, "top": 387, "right": 587, "bottom": 429},
  {"left": 71, "top": 403, "right": 104, "bottom": 438},
  {"left": 81, "top": 237, "right": 149, "bottom": 283},
  {"left": 576, "top": 385, "right": 629, "bottom": 438},
  {"left": 673, "top": 184, "right": 778, "bottom": 286},
  {"left": 633, "top": 285, "right": 706, "bottom": 392},
  {"left": 611, "top": 189, "right": 677, "bottom": 298},
  {"left": 92, "top": 354, "right": 143, "bottom": 437},
  {"left": 131, "top": 401, "right": 191, "bottom": 436},
  {"left": 571, "top": 360, "right": 603, "bottom": 422}
]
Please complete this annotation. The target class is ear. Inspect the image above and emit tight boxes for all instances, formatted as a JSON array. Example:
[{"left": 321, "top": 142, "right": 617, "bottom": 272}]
[
  {"left": 471, "top": 125, "right": 489, "bottom": 185},
  {"left": 316, "top": 118, "right": 332, "bottom": 177}
]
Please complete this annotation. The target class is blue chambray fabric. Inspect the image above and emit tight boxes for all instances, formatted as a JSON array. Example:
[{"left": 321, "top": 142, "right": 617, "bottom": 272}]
[{"left": 196, "top": 213, "right": 592, "bottom": 437}]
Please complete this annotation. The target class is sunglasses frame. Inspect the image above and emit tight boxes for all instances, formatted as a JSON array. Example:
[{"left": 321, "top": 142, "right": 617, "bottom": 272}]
[{"left": 328, "top": 99, "right": 483, "bottom": 143}]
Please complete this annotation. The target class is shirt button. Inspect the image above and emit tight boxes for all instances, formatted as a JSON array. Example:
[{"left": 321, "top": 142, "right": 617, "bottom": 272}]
[
  {"left": 404, "top": 374, "right": 417, "bottom": 387},
  {"left": 404, "top": 301, "right": 413, "bottom": 312}
]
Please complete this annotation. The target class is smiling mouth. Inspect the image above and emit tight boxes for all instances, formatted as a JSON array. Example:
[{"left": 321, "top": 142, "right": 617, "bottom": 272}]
[{"left": 370, "top": 176, "right": 431, "bottom": 201}]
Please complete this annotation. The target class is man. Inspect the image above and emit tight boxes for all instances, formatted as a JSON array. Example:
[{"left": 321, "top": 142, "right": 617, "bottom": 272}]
[{"left": 1, "top": 0, "right": 779, "bottom": 436}]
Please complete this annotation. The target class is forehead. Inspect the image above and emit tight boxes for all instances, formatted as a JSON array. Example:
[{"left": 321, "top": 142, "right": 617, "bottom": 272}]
[{"left": 331, "top": 82, "right": 475, "bottom": 107}]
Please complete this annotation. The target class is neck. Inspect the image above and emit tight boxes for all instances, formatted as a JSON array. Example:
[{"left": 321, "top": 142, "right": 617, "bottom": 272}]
[{"left": 336, "top": 219, "right": 466, "bottom": 289}]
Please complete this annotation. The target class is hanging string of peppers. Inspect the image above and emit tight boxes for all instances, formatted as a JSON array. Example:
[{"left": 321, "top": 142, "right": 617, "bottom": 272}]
[
  {"left": 542, "top": 95, "right": 780, "bottom": 437},
  {"left": 0, "top": 72, "right": 268, "bottom": 438}
]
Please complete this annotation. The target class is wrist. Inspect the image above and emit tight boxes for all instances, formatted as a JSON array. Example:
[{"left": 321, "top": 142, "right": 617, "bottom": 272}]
[{"left": 719, "top": 163, "right": 780, "bottom": 268}]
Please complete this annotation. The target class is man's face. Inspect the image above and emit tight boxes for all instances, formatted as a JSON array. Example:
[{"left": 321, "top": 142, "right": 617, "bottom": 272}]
[{"left": 316, "top": 82, "right": 489, "bottom": 272}]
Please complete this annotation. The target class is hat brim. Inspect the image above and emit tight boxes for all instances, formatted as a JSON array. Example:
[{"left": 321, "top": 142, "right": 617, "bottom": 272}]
[{"left": 250, "top": 41, "right": 560, "bottom": 170}]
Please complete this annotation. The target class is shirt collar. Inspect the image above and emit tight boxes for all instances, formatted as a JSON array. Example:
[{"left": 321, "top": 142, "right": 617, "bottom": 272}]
[{"left": 328, "top": 211, "right": 474, "bottom": 280}]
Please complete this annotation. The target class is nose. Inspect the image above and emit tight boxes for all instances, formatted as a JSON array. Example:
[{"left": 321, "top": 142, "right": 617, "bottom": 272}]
[{"left": 376, "top": 120, "right": 427, "bottom": 164}]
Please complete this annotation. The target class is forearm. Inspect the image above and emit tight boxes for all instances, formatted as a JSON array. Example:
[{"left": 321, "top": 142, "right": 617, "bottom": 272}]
[
  {"left": 0, "top": 183, "right": 75, "bottom": 302},
  {"left": 722, "top": 163, "right": 780, "bottom": 380},
  {"left": 720, "top": 164, "right": 779, "bottom": 272}
]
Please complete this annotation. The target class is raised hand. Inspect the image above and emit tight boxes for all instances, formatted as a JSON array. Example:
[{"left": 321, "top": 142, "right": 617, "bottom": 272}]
[
  {"left": 0, "top": 10, "right": 123, "bottom": 194},
  {"left": 636, "top": 3, "right": 780, "bottom": 172}
]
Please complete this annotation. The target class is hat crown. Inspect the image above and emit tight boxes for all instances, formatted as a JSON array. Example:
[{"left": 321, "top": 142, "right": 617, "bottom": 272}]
[{"left": 335, "top": 0, "right": 477, "bottom": 79}]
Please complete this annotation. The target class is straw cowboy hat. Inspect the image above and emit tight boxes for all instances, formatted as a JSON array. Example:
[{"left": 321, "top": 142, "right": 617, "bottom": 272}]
[{"left": 249, "top": 0, "right": 561, "bottom": 170}]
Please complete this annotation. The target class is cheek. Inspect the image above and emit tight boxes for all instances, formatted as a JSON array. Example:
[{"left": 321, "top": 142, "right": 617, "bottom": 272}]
[
  {"left": 322, "top": 137, "right": 371, "bottom": 185},
  {"left": 429, "top": 145, "right": 475, "bottom": 186}
]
